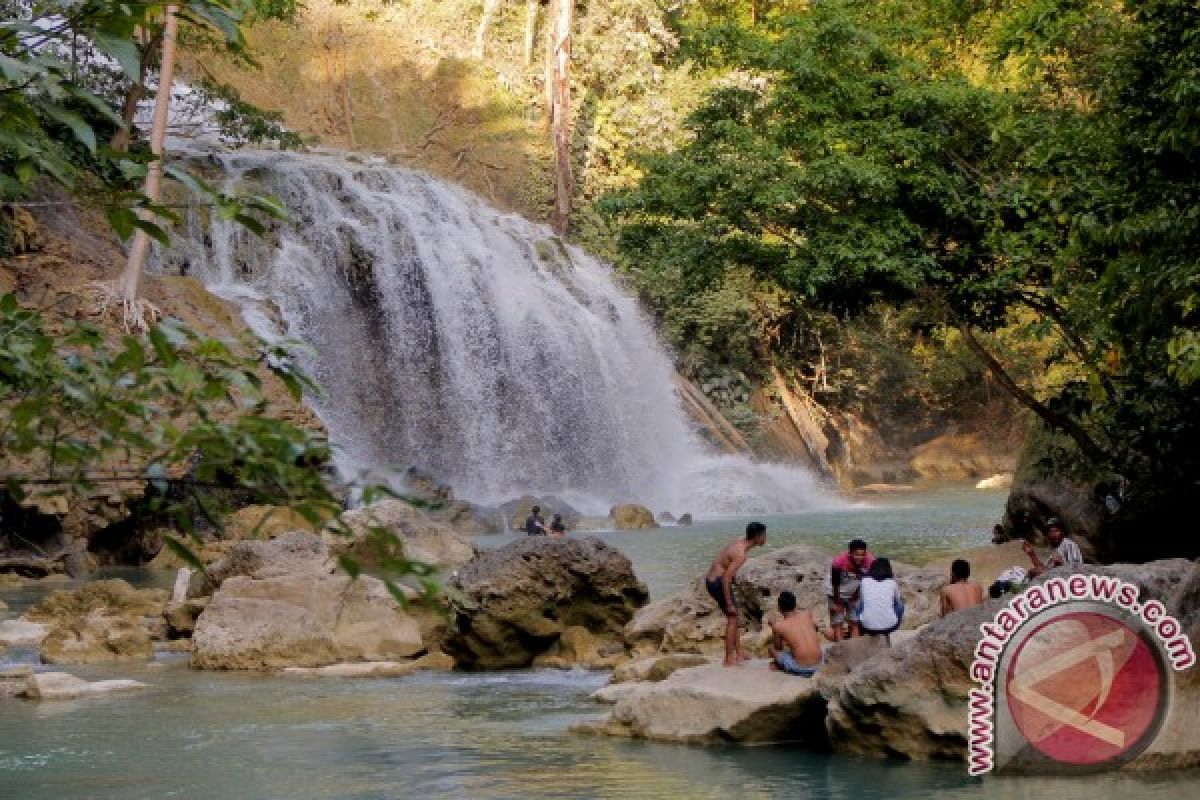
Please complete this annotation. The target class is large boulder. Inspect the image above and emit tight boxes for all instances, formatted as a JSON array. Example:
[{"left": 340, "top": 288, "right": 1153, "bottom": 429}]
[
  {"left": 578, "top": 662, "right": 828, "bottom": 745},
  {"left": 625, "top": 580, "right": 726, "bottom": 656},
  {"left": 608, "top": 504, "right": 658, "bottom": 530},
  {"left": 330, "top": 498, "right": 477, "bottom": 570},
  {"left": 191, "top": 572, "right": 424, "bottom": 670},
  {"left": 191, "top": 531, "right": 334, "bottom": 596},
  {"left": 822, "top": 560, "right": 1196, "bottom": 764},
  {"left": 40, "top": 610, "right": 155, "bottom": 664},
  {"left": 444, "top": 537, "right": 648, "bottom": 669}
]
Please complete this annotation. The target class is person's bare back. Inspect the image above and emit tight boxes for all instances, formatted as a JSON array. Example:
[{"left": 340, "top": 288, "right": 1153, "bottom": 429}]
[
  {"left": 770, "top": 610, "right": 822, "bottom": 667},
  {"left": 940, "top": 580, "right": 984, "bottom": 615}
]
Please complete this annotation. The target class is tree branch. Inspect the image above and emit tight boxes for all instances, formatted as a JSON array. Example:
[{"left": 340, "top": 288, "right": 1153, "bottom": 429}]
[{"left": 957, "top": 321, "right": 1110, "bottom": 464}]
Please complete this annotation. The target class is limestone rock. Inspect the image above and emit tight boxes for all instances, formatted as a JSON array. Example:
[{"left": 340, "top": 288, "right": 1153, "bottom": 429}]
[
  {"left": 625, "top": 580, "right": 726, "bottom": 656},
  {"left": 532, "top": 625, "right": 627, "bottom": 669},
  {"left": 224, "top": 505, "right": 321, "bottom": 540},
  {"left": 975, "top": 473, "right": 1013, "bottom": 490},
  {"left": 281, "top": 661, "right": 421, "bottom": 678},
  {"left": 1, "top": 666, "right": 33, "bottom": 698},
  {"left": 909, "top": 432, "right": 1015, "bottom": 482},
  {"left": 40, "top": 609, "right": 154, "bottom": 664},
  {"left": 444, "top": 537, "right": 648, "bottom": 669},
  {"left": 608, "top": 504, "right": 658, "bottom": 530},
  {"left": 657, "top": 512, "right": 676, "bottom": 524},
  {"left": 193, "top": 531, "right": 334, "bottom": 596},
  {"left": 164, "top": 598, "right": 208, "bottom": 638},
  {"left": 579, "top": 662, "right": 828, "bottom": 745},
  {"left": 609, "top": 653, "right": 711, "bottom": 684},
  {"left": 25, "top": 579, "right": 167, "bottom": 623},
  {"left": 330, "top": 498, "right": 477, "bottom": 569},
  {"left": 20, "top": 671, "right": 149, "bottom": 700},
  {"left": 0, "top": 619, "right": 48, "bottom": 647},
  {"left": 677, "top": 513, "right": 693, "bottom": 526},
  {"left": 191, "top": 572, "right": 424, "bottom": 670}
]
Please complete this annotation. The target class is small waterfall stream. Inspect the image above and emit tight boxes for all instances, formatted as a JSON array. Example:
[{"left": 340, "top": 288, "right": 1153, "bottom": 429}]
[{"left": 156, "top": 148, "right": 838, "bottom": 514}]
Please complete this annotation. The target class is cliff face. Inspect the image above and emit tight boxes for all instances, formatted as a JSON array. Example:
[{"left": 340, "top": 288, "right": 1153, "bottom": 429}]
[{"left": 0, "top": 198, "right": 325, "bottom": 568}]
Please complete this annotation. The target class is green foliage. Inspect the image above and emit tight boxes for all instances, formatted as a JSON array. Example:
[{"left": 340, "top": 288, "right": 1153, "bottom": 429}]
[
  {"left": 607, "top": 0, "right": 1199, "bottom": 504},
  {"left": 0, "top": 294, "right": 436, "bottom": 600}
]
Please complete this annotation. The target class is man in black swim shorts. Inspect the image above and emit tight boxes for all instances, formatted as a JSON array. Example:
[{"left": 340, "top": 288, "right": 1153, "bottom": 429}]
[{"left": 705, "top": 521, "right": 767, "bottom": 666}]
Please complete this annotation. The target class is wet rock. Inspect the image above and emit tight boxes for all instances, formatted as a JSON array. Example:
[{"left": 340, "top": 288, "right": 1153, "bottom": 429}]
[
  {"left": 608, "top": 504, "right": 658, "bottom": 530},
  {"left": 444, "top": 537, "right": 648, "bottom": 670},
  {"left": 0, "top": 665, "right": 33, "bottom": 698},
  {"left": 578, "top": 662, "right": 828, "bottom": 745},
  {"left": 20, "top": 671, "right": 149, "bottom": 700},
  {"left": 657, "top": 512, "right": 676, "bottom": 524},
  {"left": 25, "top": 579, "right": 167, "bottom": 623},
  {"left": 330, "top": 498, "right": 477, "bottom": 569},
  {"left": 677, "top": 513, "right": 693, "bottom": 526},
  {"left": 191, "top": 572, "right": 424, "bottom": 670},
  {"left": 0, "top": 619, "right": 48, "bottom": 647},
  {"left": 625, "top": 580, "right": 726, "bottom": 656},
  {"left": 531, "top": 625, "right": 628, "bottom": 669},
  {"left": 164, "top": 598, "right": 208, "bottom": 638},
  {"left": 281, "top": 661, "right": 422, "bottom": 678},
  {"left": 40, "top": 610, "right": 154, "bottom": 664}
]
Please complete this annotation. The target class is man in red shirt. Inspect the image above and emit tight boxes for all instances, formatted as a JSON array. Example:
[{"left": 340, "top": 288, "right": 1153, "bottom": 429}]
[{"left": 826, "top": 538, "right": 874, "bottom": 641}]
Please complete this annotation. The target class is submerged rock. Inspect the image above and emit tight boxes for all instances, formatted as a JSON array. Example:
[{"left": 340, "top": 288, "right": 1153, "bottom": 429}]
[
  {"left": 444, "top": 537, "right": 648, "bottom": 670},
  {"left": 20, "top": 671, "right": 149, "bottom": 700},
  {"left": 608, "top": 505, "right": 658, "bottom": 530},
  {"left": 579, "top": 662, "right": 827, "bottom": 745},
  {"left": 23, "top": 579, "right": 166, "bottom": 664},
  {"left": 0, "top": 619, "right": 49, "bottom": 647}
]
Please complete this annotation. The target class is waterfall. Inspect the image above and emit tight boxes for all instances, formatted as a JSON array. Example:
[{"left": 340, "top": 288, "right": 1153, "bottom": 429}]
[{"left": 157, "top": 148, "right": 840, "bottom": 515}]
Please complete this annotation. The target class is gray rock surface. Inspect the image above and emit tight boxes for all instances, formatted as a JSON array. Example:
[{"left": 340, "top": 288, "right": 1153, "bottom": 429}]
[{"left": 444, "top": 537, "right": 648, "bottom": 669}]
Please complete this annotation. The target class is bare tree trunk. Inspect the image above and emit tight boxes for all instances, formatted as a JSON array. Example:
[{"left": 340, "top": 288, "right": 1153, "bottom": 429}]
[
  {"left": 550, "top": 0, "right": 573, "bottom": 235},
  {"left": 523, "top": 0, "right": 539, "bottom": 66},
  {"left": 544, "top": 0, "right": 558, "bottom": 117},
  {"left": 109, "top": 31, "right": 160, "bottom": 151},
  {"left": 115, "top": 6, "right": 179, "bottom": 325},
  {"left": 476, "top": 0, "right": 504, "bottom": 58}
]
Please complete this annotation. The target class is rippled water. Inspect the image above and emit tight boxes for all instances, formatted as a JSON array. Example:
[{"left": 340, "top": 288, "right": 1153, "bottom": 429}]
[{"left": 3, "top": 490, "right": 1198, "bottom": 799}]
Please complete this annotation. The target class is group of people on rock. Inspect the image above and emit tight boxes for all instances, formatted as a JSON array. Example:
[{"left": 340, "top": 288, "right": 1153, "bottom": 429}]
[{"left": 707, "top": 516, "right": 1086, "bottom": 674}]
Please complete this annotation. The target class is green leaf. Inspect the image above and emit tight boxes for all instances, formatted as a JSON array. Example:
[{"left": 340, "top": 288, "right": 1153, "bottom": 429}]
[
  {"left": 91, "top": 32, "right": 143, "bottom": 82},
  {"left": 42, "top": 105, "right": 97, "bottom": 154}
]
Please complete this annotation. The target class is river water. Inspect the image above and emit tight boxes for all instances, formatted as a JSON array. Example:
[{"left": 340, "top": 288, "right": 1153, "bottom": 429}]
[{"left": 2, "top": 490, "right": 1198, "bottom": 799}]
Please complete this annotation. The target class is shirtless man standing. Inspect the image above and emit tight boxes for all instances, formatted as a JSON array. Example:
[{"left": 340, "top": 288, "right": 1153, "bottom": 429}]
[
  {"left": 940, "top": 559, "right": 984, "bottom": 616},
  {"left": 705, "top": 521, "right": 767, "bottom": 666},
  {"left": 768, "top": 591, "right": 826, "bottom": 676}
]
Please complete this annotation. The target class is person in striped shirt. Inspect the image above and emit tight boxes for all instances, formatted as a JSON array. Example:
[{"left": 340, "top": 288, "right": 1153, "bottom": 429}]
[{"left": 1022, "top": 517, "right": 1084, "bottom": 576}]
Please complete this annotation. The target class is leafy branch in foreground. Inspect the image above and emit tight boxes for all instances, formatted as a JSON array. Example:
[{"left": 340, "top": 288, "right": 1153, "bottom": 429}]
[{"left": 0, "top": 293, "right": 437, "bottom": 603}]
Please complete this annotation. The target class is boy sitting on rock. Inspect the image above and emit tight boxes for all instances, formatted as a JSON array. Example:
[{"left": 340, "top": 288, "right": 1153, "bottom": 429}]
[{"left": 768, "top": 591, "right": 827, "bottom": 677}]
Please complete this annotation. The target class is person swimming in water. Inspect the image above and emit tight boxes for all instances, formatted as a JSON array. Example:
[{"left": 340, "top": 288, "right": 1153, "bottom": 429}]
[{"left": 705, "top": 521, "right": 767, "bottom": 667}]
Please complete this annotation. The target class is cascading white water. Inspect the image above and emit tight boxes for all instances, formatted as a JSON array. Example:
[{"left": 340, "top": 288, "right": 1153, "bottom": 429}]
[{"left": 157, "top": 148, "right": 840, "bottom": 515}]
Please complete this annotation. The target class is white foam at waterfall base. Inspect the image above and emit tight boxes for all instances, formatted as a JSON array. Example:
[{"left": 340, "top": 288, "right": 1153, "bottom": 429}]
[{"left": 156, "top": 147, "right": 843, "bottom": 515}]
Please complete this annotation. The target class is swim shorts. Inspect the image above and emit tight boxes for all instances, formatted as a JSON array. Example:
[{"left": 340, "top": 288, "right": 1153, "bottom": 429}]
[
  {"left": 775, "top": 650, "right": 821, "bottom": 677},
  {"left": 827, "top": 594, "right": 860, "bottom": 627},
  {"left": 705, "top": 576, "right": 737, "bottom": 614}
]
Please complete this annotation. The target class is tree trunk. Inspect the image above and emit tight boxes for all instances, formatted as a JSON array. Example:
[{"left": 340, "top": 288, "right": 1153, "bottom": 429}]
[
  {"left": 550, "top": 0, "right": 573, "bottom": 235},
  {"left": 524, "top": 0, "right": 539, "bottom": 66},
  {"left": 476, "top": 0, "right": 504, "bottom": 59},
  {"left": 109, "top": 31, "right": 160, "bottom": 151},
  {"left": 119, "top": 6, "right": 179, "bottom": 309},
  {"left": 544, "top": 0, "right": 558, "bottom": 117}
]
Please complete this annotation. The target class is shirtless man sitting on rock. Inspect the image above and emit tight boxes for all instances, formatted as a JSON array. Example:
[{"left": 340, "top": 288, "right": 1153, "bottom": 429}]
[
  {"left": 768, "top": 591, "right": 826, "bottom": 677},
  {"left": 705, "top": 521, "right": 767, "bottom": 666},
  {"left": 940, "top": 559, "right": 984, "bottom": 616}
]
